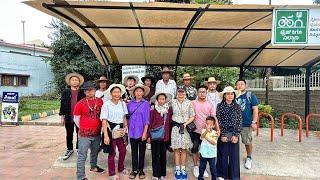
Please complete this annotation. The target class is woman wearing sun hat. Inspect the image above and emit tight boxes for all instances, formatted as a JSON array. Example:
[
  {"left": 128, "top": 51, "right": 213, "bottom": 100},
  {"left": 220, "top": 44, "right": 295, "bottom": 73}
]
[
  {"left": 95, "top": 75, "right": 112, "bottom": 102},
  {"left": 122, "top": 75, "right": 139, "bottom": 103},
  {"left": 216, "top": 86, "right": 242, "bottom": 180},
  {"left": 141, "top": 75, "right": 156, "bottom": 102},
  {"left": 127, "top": 84, "right": 151, "bottom": 179},
  {"left": 100, "top": 84, "right": 129, "bottom": 180},
  {"left": 148, "top": 92, "right": 173, "bottom": 180},
  {"left": 59, "top": 72, "right": 85, "bottom": 160}
]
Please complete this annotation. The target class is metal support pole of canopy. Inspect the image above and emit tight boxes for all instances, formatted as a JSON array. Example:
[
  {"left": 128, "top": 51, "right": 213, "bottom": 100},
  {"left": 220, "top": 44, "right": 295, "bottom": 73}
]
[{"left": 305, "top": 66, "right": 311, "bottom": 118}]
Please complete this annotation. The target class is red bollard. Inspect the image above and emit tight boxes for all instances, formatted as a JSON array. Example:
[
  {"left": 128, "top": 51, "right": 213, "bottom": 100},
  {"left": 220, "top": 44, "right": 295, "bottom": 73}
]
[
  {"left": 256, "top": 112, "right": 274, "bottom": 142},
  {"left": 306, "top": 113, "right": 320, "bottom": 138},
  {"left": 281, "top": 112, "right": 302, "bottom": 142}
]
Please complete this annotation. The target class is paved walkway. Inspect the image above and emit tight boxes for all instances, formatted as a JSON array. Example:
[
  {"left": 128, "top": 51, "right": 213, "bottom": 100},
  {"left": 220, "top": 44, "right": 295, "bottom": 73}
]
[{"left": 0, "top": 119, "right": 319, "bottom": 179}]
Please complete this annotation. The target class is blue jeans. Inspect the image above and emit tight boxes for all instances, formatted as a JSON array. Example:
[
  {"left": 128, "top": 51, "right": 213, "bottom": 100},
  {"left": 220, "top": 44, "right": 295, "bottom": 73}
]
[
  {"left": 198, "top": 155, "right": 217, "bottom": 180},
  {"left": 77, "top": 135, "right": 101, "bottom": 180}
]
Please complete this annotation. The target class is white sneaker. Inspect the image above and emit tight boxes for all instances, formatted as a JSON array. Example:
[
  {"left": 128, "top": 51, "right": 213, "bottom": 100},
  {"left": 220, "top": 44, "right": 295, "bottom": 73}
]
[
  {"left": 62, "top": 149, "right": 74, "bottom": 160},
  {"left": 217, "top": 177, "right": 225, "bottom": 180},
  {"left": 193, "top": 166, "right": 199, "bottom": 178},
  {"left": 244, "top": 157, "right": 252, "bottom": 169},
  {"left": 203, "top": 169, "right": 209, "bottom": 178}
]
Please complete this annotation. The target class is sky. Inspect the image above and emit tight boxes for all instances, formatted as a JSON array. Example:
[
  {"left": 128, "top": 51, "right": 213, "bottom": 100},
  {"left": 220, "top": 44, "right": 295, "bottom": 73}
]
[{"left": 0, "top": 0, "right": 314, "bottom": 45}]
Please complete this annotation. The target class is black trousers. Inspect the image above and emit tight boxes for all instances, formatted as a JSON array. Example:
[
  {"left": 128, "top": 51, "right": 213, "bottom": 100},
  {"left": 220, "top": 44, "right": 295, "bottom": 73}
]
[
  {"left": 151, "top": 141, "right": 167, "bottom": 178},
  {"left": 65, "top": 122, "right": 79, "bottom": 150},
  {"left": 130, "top": 138, "right": 147, "bottom": 172},
  {"left": 216, "top": 138, "right": 240, "bottom": 180}
]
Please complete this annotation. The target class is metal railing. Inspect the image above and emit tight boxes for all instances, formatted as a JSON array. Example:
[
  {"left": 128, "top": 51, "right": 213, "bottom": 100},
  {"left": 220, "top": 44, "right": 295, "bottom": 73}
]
[{"left": 247, "top": 72, "right": 320, "bottom": 91}]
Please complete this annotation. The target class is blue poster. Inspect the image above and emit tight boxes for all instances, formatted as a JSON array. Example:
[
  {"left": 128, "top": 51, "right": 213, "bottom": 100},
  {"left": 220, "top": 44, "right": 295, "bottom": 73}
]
[{"left": 1, "top": 92, "right": 19, "bottom": 123}]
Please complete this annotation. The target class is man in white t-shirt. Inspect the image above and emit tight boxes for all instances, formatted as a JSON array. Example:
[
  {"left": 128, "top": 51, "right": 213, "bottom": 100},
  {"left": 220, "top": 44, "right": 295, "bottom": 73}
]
[
  {"left": 206, "top": 77, "right": 221, "bottom": 113},
  {"left": 155, "top": 67, "right": 177, "bottom": 98}
]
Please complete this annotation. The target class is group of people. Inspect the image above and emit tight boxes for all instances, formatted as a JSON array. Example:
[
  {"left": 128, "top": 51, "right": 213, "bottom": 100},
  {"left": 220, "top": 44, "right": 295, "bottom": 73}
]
[{"left": 59, "top": 66, "right": 259, "bottom": 180}]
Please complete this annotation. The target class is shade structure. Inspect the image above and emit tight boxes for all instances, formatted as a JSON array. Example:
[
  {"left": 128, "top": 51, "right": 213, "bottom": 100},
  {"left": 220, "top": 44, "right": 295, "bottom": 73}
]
[{"left": 24, "top": 0, "right": 320, "bottom": 67}]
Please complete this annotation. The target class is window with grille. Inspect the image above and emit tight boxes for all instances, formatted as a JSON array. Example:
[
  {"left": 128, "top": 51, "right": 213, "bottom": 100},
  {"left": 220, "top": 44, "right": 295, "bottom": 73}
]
[
  {"left": 17, "top": 76, "right": 28, "bottom": 86},
  {"left": 1, "top": 75, "right": 14, "bottom": 86}
]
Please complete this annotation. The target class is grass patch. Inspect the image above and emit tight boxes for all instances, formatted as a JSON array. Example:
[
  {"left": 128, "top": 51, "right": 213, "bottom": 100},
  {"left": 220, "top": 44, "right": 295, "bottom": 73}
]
[{"left": 17, "top": 97, "right": 59, "bottom": 118}]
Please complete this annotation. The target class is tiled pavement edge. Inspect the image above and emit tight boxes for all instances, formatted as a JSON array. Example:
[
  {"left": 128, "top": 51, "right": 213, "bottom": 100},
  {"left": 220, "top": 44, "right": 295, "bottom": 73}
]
[{"left": 0, "top": 123, "right": 319, "bottom": 179}]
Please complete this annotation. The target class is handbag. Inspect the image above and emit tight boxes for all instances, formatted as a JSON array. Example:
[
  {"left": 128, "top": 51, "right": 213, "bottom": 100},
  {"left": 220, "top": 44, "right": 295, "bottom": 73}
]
[
  {"left": 186, "top": 121, "right": 196, "bottom": 133},
  {"left": 150, "top": 114, "right": 167, "bottom": 140}
]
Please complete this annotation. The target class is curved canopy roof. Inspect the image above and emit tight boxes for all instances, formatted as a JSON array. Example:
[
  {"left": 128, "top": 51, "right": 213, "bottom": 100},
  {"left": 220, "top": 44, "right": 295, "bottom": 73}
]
[{"left": 24, "top": 0, "right": 320, "bottom": 67}]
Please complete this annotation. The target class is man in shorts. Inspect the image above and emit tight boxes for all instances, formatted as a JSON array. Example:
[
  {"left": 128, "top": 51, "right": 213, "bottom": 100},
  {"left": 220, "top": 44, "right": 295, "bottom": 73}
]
[{"left": 235, "top": 79, "right": 259, "bottom": 170}]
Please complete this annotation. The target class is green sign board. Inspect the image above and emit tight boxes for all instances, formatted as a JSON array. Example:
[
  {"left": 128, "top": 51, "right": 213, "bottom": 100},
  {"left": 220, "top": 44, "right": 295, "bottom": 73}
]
[{"left": 272, "top": 9, "right": 309, "bottom": 45}]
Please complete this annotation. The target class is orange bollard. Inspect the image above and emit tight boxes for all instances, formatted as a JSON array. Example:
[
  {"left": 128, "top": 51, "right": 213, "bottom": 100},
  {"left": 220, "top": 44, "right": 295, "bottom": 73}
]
[
  {"left": 281, "top": 112, "right": 302, "bottom": 142},
  {"left": 256, "top": 112, "right": 274, "bottom": 142},
  {"left": 306, "top": 113, "right": 320, "bottom": 138}
]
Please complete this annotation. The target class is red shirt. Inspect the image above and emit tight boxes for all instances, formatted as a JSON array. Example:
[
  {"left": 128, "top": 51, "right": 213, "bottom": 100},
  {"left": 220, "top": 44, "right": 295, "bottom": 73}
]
[
  {"left": 70, "top": 90, "right": 79, "bottom": 117},
  {"left": 73, "top": 98, "right": 103, "bottom": 137},
  {"left": 149, "top": 108, "right": 173, "bottom": 142}
]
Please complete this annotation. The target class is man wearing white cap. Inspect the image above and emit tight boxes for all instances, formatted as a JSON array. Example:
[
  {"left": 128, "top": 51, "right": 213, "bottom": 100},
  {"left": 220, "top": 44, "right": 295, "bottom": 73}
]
[{"left": 206, "top": 77, "right": 222, "bottom": 114}]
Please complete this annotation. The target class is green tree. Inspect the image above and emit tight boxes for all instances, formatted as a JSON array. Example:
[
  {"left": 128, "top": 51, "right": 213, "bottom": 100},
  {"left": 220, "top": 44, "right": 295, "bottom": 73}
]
[
  {"left": 45, "top": 20, "right": 121, "bottom": 92},
  {"left": 176, "top": 66, "right": 239, "bottom": 91}
]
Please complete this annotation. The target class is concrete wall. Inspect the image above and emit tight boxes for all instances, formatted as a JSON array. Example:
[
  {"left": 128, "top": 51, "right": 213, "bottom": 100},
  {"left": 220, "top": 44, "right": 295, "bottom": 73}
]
[
  {"left": 252, "top": 90, "right": 320, "bottom": 117},
  {"left": 0, "top": 44, "right": 54, "bottom": 96}
]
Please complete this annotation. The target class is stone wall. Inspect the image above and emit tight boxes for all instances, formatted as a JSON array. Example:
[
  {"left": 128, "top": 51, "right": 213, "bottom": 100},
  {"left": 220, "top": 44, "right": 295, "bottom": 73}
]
[{"left": 252, "top": 90, "right": 320, "bottom": 117}]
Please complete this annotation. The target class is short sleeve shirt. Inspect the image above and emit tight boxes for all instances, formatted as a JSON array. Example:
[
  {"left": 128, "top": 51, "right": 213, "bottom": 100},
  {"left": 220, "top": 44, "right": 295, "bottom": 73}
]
[
  {"left": 100, "top": 100, "right": 128, "bottom": 124},
  {"left": 236, "top": 91, "right": 259, "bottom": 127},
  {"left": 73, "top": 98, "right": 103, "bottom": 137},
  {"left": 199, "top": 129, "right": 217, "bottom": 158},
  {"left": 192, "top": 100, "right": 216, "bottom": 134}
]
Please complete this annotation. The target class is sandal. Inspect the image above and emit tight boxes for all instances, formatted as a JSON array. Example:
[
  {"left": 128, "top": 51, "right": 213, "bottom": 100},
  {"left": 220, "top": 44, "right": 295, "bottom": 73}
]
[
  {"left": 109, "top": 175, "right": 120, "bottom": 180},
  {"left": 139, "top": 171, "right": 146, "bottom": 179},
  {"left": 129, "top": 171, "right": 138, "bottom": 179},
  {"left": 120, "top": 168, "right": 130, "bottom": 175}
]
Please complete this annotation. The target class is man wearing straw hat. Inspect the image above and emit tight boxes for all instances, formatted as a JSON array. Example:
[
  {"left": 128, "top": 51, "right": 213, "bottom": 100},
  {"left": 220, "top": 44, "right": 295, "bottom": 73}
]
[
  {"left": 206, "top": 77, "right": 222, "bottom": 115},
  {"left": 181, "top": 73, "right": 197, "bottom": 101},
  {"left": 155, "top": 67, "right": 177, "bottom": 99},
  {"left": 59, "top": 73, "right": 85, "bottom": 160}
]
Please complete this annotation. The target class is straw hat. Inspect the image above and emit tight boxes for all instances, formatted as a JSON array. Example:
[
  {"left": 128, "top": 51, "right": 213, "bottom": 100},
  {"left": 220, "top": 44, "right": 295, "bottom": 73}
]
[
  {"left": 205, "top": 77, "right": 221, "bottom": 85},
  {"left": 180, "top": 73, "right": 194, "bottom": 80},
  {"left": 129, "top": 84, "right": 150, "bottom": 98},
  {"left": 150, "top": 92, "right": 173, "bottom": 104},
  {"left": 219, "top": 86, "right": 241, "bottom": 99},
  {"left": 123, "top": 75, "right": 139, "bottom": 86},
  {"left": 161, "top": 67, "right": 174, "bottom": 74},
  {"left": 104, "top": 84, "right": 126, "bottom": 100},
  {"left": 98, "top": 76, "right": 112, "bottom": 83},
  {"left": 65, "top": 73, "right": 84, "bottom": 86}
]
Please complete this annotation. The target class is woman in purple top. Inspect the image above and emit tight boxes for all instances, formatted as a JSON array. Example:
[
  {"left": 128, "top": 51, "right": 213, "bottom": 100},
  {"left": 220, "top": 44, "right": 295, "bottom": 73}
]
[{"left": 127, "top": 84, "right": 151, "bottom": 179}]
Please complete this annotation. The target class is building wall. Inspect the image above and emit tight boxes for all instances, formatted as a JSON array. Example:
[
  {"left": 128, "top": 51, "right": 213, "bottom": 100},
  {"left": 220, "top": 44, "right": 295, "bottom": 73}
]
[
  {"left": 0, "top": 45, "right": 54, "bottom": 97},
  {"left": 252, "top": 90, "right": 320, "bottom": 117}
]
